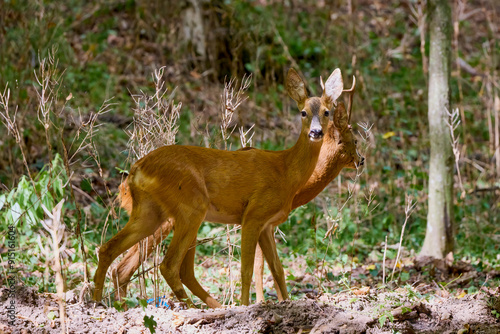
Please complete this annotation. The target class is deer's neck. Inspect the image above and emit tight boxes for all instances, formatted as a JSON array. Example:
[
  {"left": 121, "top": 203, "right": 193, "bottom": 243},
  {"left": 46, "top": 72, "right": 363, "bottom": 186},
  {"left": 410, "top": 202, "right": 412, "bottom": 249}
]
[
  {"left": 284, "top": 131, "right": 322, "bottom": 193},
  {"left": 291, "top": 123, "right": 344, "bottom": 209}
]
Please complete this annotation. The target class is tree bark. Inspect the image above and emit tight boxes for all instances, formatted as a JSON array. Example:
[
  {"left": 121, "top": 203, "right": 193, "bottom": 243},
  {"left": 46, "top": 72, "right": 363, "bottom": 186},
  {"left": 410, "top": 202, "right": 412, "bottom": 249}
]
[
  {"left": 181, "top": 0, "right": 207, "bottom": 60},
  {"left": 420, "top": 0, "right": 454, "bottom": 258}
]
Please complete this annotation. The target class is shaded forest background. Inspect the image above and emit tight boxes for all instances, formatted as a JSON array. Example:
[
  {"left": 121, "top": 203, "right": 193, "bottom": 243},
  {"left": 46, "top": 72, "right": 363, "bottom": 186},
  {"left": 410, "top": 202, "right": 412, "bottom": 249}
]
[{"left": 0, "top": 0, "right": 498, "bottom": 306}]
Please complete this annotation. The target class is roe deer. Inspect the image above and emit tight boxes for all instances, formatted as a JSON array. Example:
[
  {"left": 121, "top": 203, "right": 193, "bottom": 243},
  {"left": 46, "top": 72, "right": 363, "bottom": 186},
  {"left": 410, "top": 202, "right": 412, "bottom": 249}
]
[
  {"left": 93, "top": 68, "right": 344, "bottom": 307},
  {"left": 254, "top": 77, "right": 362, "bottom": 301},
  {"left": 110, "top": 72, "right": 362, "bottom": 308}
]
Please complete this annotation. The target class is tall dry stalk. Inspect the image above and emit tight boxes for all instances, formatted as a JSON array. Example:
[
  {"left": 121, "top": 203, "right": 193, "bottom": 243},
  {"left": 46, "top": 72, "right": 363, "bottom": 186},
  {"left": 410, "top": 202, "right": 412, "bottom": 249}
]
[
  {"left": 390, "top": 195, "right": 417, "bottom": 282},
  {"left": 239, "top": 124, "right": 255, "bottom": 148},
  {"left": 34, "top": 46, "right": 64, "bottom": 166},
  {"left": 452, "top": 0, "right": 467, "bottom": 138},
  {"left": 495, "top": 95, "right": 500, "bottom": 178},
  {"left": 1, "top": 49, "right": 108, "bottom": 288},
  {"left": 447, "top": 107, "right": 465, "bottom": 198},
  {"left": 123, "top": 66, "right": 182, "bottom": 304},
  {"left": 40, "top": 200, "right": 67, "bottom": 334},
  {"left": 481, "top": 6, "right": 499, "bottom": 179},
  {"left": 410, "top": 0, "right": 428, "bottom": 75},
  {"left": 382, "top": 235, "right": 388, "bottom": 286},
  {"left": 33, "top": 49, "right": 115, "bottom": 286},
  {"left": 0, "top": 86, "right": 39, "bottom": 198},
  {"left": 324, "top": 121, "right": 373, "bottom": 239},
  {"left": 219, "top": 74, "right": 252, "bottom": 306},
  {"left": 220, "top": 74, "right": 252, "bottom": 150},
  {"left": 127, "top": 67, "right": 181, "bottom": 160},
  {"left": 319, "top": 121, "right": 372, "bottom": 290}
]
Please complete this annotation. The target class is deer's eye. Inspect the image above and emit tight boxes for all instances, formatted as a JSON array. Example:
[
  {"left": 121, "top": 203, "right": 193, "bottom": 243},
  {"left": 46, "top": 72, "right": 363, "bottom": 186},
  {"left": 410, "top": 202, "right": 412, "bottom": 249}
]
[
  {"left": 355, "top": 140, "right": 358, "bottom": 145},
  {"left": 301, "top": 111, "right": 307, "bottom": 117},
  {"left": 324, "top": 110, "right": 330, "bottom": 117}
]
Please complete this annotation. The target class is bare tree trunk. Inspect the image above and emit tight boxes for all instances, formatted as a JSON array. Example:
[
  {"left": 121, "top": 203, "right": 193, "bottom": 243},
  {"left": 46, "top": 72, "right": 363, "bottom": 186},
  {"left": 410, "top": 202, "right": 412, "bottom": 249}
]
[
  {"left": 181, "top": 0, "right": 207, "bottom": 60},
  {"left": 420, "top": 0, "right": 454, "bottom": 259}
]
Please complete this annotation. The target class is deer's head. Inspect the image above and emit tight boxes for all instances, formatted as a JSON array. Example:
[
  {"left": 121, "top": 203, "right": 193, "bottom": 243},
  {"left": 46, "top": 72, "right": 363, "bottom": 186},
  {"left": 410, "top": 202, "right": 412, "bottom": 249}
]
[
  {"left": 325, "top": 75, "right": 364, "bottom": 169},
  {"left": 286, "top": 68, "right": 343, "bottom": 143}
]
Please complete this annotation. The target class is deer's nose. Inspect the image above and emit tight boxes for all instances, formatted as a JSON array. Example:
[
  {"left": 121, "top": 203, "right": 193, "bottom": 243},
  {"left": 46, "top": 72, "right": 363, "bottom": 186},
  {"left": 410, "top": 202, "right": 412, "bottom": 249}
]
[
  {"left": 309, "top": 129, "right": 323, "bottom": 140},
  {"left": 359, "top": 156, "right": 365, "bottom": 166}
]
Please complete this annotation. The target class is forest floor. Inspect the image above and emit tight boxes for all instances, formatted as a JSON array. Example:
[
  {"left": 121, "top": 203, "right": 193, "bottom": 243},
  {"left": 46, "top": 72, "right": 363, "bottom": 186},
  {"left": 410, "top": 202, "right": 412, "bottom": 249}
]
[{"left": 1, "top": 256, "right": 499, "bottom": 334}]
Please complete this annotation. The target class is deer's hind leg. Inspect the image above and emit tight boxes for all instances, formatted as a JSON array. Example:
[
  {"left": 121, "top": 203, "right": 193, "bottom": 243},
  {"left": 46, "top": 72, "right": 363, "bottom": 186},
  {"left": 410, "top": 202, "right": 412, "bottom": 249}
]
[
  {"left": 93, "top": 197, "right": 165, "bottom": 302},
  {"left": 254, "top": 244, "right": 266, "bottom": 303},
  {"left": 159, "top": 204, "right": 208, "bottom": 307},
  {"left": 179, "top": 238, "right": 222, "bottom": 308},
  {"left": 258, "top": 225, "right": 288, "bottom": 301},
  {"left": 112, "top": 219, "right": 174, "bottom": 300}
]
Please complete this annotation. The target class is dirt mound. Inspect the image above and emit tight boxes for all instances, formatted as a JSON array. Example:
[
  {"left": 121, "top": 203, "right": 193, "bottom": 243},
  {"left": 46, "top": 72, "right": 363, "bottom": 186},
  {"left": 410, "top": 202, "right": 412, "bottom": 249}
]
[{"left": 1, "top": 285, "right": 499, "bottom": 333}]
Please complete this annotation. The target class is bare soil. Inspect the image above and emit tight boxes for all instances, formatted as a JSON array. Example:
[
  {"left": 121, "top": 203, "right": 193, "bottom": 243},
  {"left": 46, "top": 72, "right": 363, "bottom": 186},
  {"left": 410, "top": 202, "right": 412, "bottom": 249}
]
[{"left": 1, "top": 283, "right": 499, "bottom": 334}]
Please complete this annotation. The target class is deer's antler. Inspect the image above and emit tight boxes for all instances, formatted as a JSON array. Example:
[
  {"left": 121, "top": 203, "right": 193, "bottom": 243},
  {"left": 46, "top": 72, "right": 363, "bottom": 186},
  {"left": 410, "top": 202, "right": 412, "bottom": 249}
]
[{"left": 343, "top": 76, "right": 356, "bottom": 124}]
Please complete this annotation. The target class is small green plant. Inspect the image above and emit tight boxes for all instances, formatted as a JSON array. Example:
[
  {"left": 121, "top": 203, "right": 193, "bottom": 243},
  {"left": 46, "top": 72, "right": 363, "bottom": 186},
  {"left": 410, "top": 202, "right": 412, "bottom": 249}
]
[
  {"left": 143, "top": 315, "right": 157, "bottom": 334},
  {"left": 0, "top": 154, "right": 68, "bottom": 291},
  {"left": 113, "top": 300, "right": 125, "bottom": 312},
  {"left": 378, "top": 310, "right": 395, "bottom": 328},
  {"left": 113, "top": 296, "right": 140, "bottom": 311},
  {"left": 487, "top": 295, "right": 500, "bottom": 319}
]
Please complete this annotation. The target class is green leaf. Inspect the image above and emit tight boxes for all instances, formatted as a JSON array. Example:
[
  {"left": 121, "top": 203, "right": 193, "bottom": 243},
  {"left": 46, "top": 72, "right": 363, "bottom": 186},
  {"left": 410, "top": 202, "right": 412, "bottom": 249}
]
[
  {"left": 113, "top": 300, "right": 125, "bottom": 312},
  {"left": 124, "top": 296, "right": 138, "bottom": 309},
  {"left": 0, "top": 194, "right": 6, "bottom": 211},
  {"left": 10, "top": 203, "right": 22, "bottom": 224},
  {"left": 47, "top": 311, "right": 56, "bottom": 320},
  {"left": 115, "top": 166, "right": 128, "bottom": 174},
  {"left": 144, "top": 315, "right": 157, "bottom": 334},
  {"left": 27, "top": 208, "right": 38, "bottom": 226},
  {"left": 139, "top": 299, "right": 148, "bottom": 310},
  {"left": 379, "top": 315, "right": 387, "bottom": 327},
  {"left": 401, "top": 306, "right": 411, "bottom": 314}
]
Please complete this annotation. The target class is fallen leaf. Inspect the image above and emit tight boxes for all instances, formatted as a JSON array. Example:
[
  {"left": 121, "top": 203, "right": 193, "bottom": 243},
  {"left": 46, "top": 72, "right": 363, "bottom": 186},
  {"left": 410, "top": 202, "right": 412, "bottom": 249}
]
[
  {"left": 352, "top": 286, "right": 370, "bottom": 295},
  {"left": 383, "top": 131, "right": 395, "bottom": 139}
]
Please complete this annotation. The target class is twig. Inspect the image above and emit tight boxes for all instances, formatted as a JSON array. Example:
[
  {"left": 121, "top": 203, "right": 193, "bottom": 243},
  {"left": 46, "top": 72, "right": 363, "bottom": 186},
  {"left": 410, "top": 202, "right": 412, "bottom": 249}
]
[
  {"left": 0, "top": 85, "right": 40, "bottom": 199},
  {"left": 128, "top": 66, "right": 181, "bottom": 160},
  {"left": 446, "top": 107, "right": 465, "bottom": 198},
  {"left": 409, "top": 0, "right": 427, "bottom": 75},
  {"left": 239, "top": 124, "right": 255, "bottom": 148},
  {"left": 382, "top": 235, "right": 388, "bottom": 286},
  {"left": 220, "top": 75, "right": 252, "bottom": 150},
  {"left": 390, "top": 195, "right": 417, "bottom": 282},
  {"left": 71, "top": 184, "right": 98, "bottom": 204}
]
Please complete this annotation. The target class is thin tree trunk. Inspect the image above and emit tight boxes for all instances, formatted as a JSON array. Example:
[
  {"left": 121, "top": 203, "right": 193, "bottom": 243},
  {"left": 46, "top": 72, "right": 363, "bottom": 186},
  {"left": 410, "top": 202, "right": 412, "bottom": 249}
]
[
  {"left": 420, "top": 0, "right": 454, "bottom": 258},
  {"left": 181, "top": 0, "right": 206, "bottom": 60}
]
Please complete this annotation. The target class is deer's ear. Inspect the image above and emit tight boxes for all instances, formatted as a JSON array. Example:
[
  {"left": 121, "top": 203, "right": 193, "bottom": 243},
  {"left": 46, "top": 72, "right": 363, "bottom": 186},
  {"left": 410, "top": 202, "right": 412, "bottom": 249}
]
[
  {"left": 286, "top": 68, "right": 308, "bottom": 109},
  {"left": 333, "top": 101, "right": 348, "bottom": 130},
  {"left": 322, "top": 68, "right": 343, "bottom": 107}
]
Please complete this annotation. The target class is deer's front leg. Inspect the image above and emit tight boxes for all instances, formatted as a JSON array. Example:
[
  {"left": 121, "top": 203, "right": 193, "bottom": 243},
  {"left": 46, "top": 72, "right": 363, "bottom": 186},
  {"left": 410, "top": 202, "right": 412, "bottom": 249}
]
[{"left": 240, "top": 221, "right": 262, "bottom": 306}]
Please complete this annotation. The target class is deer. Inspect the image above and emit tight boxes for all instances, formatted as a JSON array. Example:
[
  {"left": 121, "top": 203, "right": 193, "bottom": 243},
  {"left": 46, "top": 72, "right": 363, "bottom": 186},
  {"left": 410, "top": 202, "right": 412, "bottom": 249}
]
[
  {"left": 93, "top": 68, "right": 347, "bottom": 308},
  {"left": 254, "top": 76, "right": 362, "bottom": 302},
  {"left": 108, "top": 71, "right": 362, "bottom": 308}
]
